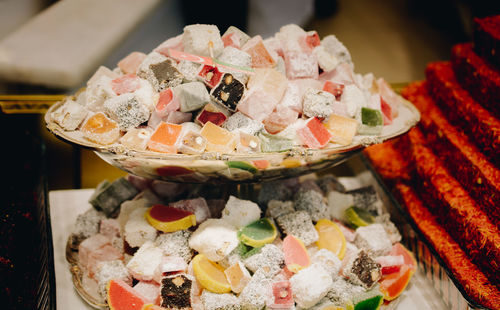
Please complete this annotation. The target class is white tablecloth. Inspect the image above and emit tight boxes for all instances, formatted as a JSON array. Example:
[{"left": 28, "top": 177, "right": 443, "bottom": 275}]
[{"left": 49, "top": 189, "right": 448, "bottom": 310}]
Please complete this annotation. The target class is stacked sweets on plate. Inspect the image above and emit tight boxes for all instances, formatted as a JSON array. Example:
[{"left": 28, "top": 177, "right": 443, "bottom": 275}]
[
  {"left": 49, "top": 23, "right": 402, "bottom": 155},
  {"left": 364, "top": 15, "right": 500, "bottom": 309},
  {"left": 70, "top": 174, "right": 417, "bottom": 310}
]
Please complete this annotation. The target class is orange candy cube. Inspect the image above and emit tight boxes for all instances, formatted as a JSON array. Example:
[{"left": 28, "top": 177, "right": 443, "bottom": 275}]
[
  {"left": 81, "top": 112, "right": 120, "bottom": 145},
  {"left": 324, "top": 114, "right": 358, "bottom": 145},
  {"left": 147, "top": 122, "right": 182, "bottom": 153},
  {"left": 200, "top": 121, "right": 236, "bottom": 153}
]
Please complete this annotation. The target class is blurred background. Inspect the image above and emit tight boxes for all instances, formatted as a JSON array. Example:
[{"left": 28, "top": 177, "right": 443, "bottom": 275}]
[{"left": 0, "top": 0, "right": 498, "bottom": 191}]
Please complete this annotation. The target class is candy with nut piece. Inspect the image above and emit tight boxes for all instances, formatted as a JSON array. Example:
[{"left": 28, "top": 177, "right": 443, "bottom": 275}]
[{"left": 211, "top": 73, "right": 245, "bottom": 112}]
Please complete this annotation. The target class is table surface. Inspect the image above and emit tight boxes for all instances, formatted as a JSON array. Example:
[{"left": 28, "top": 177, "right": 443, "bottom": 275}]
[{"left": 49, "top": 188, "right": 449, "bottom": 310}]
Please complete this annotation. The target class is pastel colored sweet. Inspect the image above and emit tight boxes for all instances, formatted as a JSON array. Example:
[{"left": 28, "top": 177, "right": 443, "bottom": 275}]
[{"left": 145, "top": 204, "right": 196, "bottom": 233}]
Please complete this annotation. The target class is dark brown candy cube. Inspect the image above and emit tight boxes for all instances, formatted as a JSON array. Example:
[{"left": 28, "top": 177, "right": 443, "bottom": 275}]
[
  {"left": 211, "top": 73, "right": 245, "bottom": 112},
  {"left": 149, "top": 58, "right": 184, "bottom": 91},
  {"left": 160, "top": 274, "right": 192, "bottom": 309},
  {"left": 344, "top": 250, "right": 381, "bottom": 289}
]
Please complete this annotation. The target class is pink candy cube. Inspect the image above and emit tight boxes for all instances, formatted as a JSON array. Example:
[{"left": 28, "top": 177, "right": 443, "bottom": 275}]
[
  {"left": 297, "top": 117, "right": 332, "bottom": 149},
  {"left": 156, "top": 88, "right": 180, "bottom": 118},
  {"left": 100, "top": 219, "right": 121, "bottom": 240},
  {"left": 79, "top": 234, "right": 111, "bottom": 268},
  {"left": 269, "top": 281, "right": 294, "bottom": 309},
  {"left": 111, "top": 74, "right": 141, "bottom": 95},
  {"left": 263, "top": 105, "right": 299, "bottom": 134},
  {"left": 238, "top": 68, "right": 287, "bottom": 121},
  {"left": 118, "top": 52, "right": 147, "bottom": 75},
  {"left": 284, "top": 51, "right": 318, "bottom": 80},
  {"left": 319, "top": 63, "right": 355, "bottom": 85},
  {"left": 87, "top": 244, "right": 124, "bottom": 277},
  {"left": 153, "top": 256, "right": 188, "bottom": 283}
]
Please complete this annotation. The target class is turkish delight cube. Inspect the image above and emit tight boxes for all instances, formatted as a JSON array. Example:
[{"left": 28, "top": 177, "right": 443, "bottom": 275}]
[
  {"left": 302, "top": 88, "right": 335, "bottom": 119},
  {"left": 374, "top": 214, "right": 401, "bottom": 244},
  {"left": 87, "top": 65, "right": 119, "bottom": 87},
  {"left": 174, "top": 81, "right": 210, "bottom": 112},
  {"left": 78, "top": 234, "right": 111, "bottom": 269},
  {"left": 235, "top": 132, "right": 261, "bottom": 153},
  {"left": 177, "top": 60, "right": 202, "bottom": 83},
  {"left": 238, "top": 68, "right": 287, "bottom": 121},
  {"left": 324, "top": 114, "right": 358, "bottom": 146},
  {"left": 313, "top": 45, "right": 339, "bottom": 72},
  {"left": 297, "top": 117, "right": 332, "bottom": 149},
  {"left": 178, "top": 130, "right": 207, "bottom": 155},
  {"left": 160, "top": 274, "right": 193, "bottom": 309},
  {"left": 155, "top": 34, "right": 184, "bottom": 54},
  {"left": 124, "top": 208, "right": 157, "bottom": 248},
  {"left": 118, "top": 51, "right": 147, "bottom": 75},
  {"left": 342, "top": 250, "right": 381, "bottom": 289},
  {"left": 326, "top": 278, "right": 364, "bottom": 307},
  {"left": 95, "top": 260, "right": 131, "bottom": 299},
  {"left": 69, "top": 208, "right": 105, "bottom": 249},
  {"left": 224, "top": 261, "right": 252, "bottom": 293},
  {"left": 258, "top": 132, "right": 294, "bottom": 153},
  {"left": 147, "top": 122, "right": 183, "bottom": 153},
  {"left": 217, "top": 46, "right": 252, "bottom": 83},
  {"left": 182, "top": 24, "right": 224, "bottom": 57},
  {"left": 154, "top": 256, "right": 188, "bottom": 283},
  {"left": 111, "top": 74, "right": 141, "bottom": 96},
  {"left": 155, "top": 230, "right": 193, "bottom": 263},
  {"left": 52, "top": 99, "right": 88, "bottom": 131},
  {"left": 279, "top": 81, "right": 303, "bottom": 113},
  {"left": 263, "top": 105, "right": 299, "bottom": 134},
  {"left": 222, "top": 26, "right": 251, "bottom": 47},
  {"left": 266, "top": 200, "right": 295, "bottom": 219},
  {"left": 294, "top": 188, "right": 329, "bottom": 222},
  {"left": 99, "top": 218, "right": 121, "bottom": 240},
  {"left": 316, "top": 175, "right": 345, "bottom": 194},
  {"left": 276, "top": 24, "right": 306, "bottom": 53},
  {"left": 258, "top": 181, "right": 293, "bottom": 206},
  {"left": 188, "top": 219, "right": 238, "bottom": 262},
  {"left": 89, "top": 178, "right": 138, "bottom": 216},
  {"left": 211, "top": 73, "right": 245, "bottom": 111},
  {"left": 268, "top": 281, "right": 294, "bottom": 309},
  {"left": 195, "top": 103, "right": 228, "bottom": 127},
  {"left": 198, "top": 65, "right": 223, "bottom": 88},
  {"left": 243, "top": 244, "right": 284, "bottom": 277},
  {"left": 284, "top": 51, "right": 319, "bottom": 80},
  {"left": 81, "top": 112, "right": 120, "bottom": 145},
  {"left": 239, "top": 269, "right": 273, "bottom": 310},
  {"left": 146, "top": 57, "right": 184, "bottom": 92},
  {"left": 126, "top": 241, "right": 164, "bottom": 281},
  {"left": 156, "top": 88, "right": 180, "bottom": 118},
  {"left": 321, "top": 35, "right": 353, "bottom": 67},
  {"left": 242, "top": 35, "right": 276, "bottom": 68},
  {"left": 312, "top": 249, "right": 341, "bottom": 279},
  {"left": 290, "top": 263, "right": 333, "bottom": 308},
  {"left": 354, "top": 224, "right": 392, "bottom": 256},
  {"left": 276, "top": 211, "right": 318, "bottom": 246},
  {"left": 221, "top": 196, "right": 261, "bottom": 228},
  {"left": 222, "top": 112, "right": 263, "bottom": 135},
  {"left": 85, "top": 74, "right": 116, "bottom": 112},
  {"left": 120, "top": 127, "right": 152, "bottom": 150},
  {"left": 104, "top": 93, "right": 150, "bottom": 131},
  {"left": 200, "top": 290, "right": 240, "bottom": 310},
  {"left": 340, "top": 84, "right": 365, "bottom": 118},
  {"left": 200, "top": 122, "right": 236, "bottom": 153},
  {"left": 133, "top": 281, "right": 160, "bottom": 305}
]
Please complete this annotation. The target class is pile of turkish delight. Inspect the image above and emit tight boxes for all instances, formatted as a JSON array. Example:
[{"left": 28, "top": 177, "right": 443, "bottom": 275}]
[
  {"left": 51, "top": 24, "right": 401, "bottom": 154},
  {"left": 71, "top": 173, "right": 416, "bottom": 309}
]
